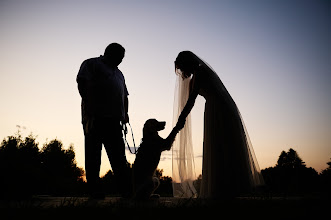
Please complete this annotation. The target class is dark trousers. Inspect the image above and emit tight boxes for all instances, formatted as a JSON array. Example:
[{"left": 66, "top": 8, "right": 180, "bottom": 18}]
[{"left": 83, "top": 117, "right": 131, "bottom": 196}]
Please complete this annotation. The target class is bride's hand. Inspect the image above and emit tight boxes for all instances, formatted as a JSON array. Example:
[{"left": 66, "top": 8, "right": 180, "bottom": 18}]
[{"left": 176, "top": 118, "right": 186, "bottom": 131}]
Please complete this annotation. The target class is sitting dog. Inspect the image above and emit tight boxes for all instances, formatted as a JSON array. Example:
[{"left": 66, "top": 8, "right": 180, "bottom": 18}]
[{"left": 133, "top": 118, "right": 184, "bottom": 200}]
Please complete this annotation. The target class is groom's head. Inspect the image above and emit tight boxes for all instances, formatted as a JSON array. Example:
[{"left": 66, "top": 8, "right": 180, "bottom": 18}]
[{"left": 104, "top": 43, "right": 125, "bottom": 67}]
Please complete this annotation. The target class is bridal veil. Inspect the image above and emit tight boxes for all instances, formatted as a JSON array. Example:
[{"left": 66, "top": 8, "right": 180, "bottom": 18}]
[{"left": 172, "top": 70, "right": 197, "bottom": 198}]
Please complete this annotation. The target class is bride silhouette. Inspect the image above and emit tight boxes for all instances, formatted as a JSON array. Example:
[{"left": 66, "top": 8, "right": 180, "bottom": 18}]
[{"left": 172, "top": 51, "right": 264, "bottom": 199}]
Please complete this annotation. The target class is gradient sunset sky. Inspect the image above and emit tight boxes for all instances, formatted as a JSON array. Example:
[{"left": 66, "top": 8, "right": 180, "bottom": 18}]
[{"left": 1, "top": 0, "right": 330, "bottom": 177}]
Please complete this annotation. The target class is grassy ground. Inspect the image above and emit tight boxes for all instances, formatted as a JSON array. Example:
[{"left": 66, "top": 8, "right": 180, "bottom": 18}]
[{"left": 1, "top": 196, "right": 330, "bottom": 220}]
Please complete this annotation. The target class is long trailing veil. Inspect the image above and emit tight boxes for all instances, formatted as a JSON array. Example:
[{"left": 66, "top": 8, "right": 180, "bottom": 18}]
[
  {"left": 172, "top": 53, "right": 264, "bottom": 198},
  {"left": 172, "top": 70, "right": 197, "bottom": 198}
]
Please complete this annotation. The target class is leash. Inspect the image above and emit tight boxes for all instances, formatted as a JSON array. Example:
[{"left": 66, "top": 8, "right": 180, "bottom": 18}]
[{"left": 122, "top": 122, "right": 138, "bottom": 154}]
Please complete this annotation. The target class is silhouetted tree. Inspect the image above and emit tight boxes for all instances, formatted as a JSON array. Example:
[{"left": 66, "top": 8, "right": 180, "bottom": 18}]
[
  {"left": 0, "top": 133, "right": 85, "bottom": 198},
  {"left": 320, "top": 157, "right": 331, "bottom": 195},
  {"left": 40, "top": 139, "right": 84, "bottom": 195},
  {"left": 276, "top": 148, "right": 305, "bottom": 169},
  {"left": 0, "top": 134, "right": 42, "bottom": 198},
  {"left": 262, "top": 148, "right": 319, "bottom": 195},
  {"left": 155, "top": 168, "right": 163, "bottom": 179},
  {"left": 18, "top": 135, "right": 42, "bottom": 196},
  {"left": 153, "top": 168, "right": 173, "bottom": 196}
]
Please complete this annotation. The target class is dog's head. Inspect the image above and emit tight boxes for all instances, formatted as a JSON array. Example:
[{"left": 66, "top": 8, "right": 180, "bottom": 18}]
[{"left": 143, "top": 119, "right": 166, "bottom": 138}]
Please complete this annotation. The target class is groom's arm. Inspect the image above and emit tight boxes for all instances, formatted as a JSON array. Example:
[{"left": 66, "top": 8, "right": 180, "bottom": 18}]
[{"left": 123, "top": 95, "right": 129, "bottom": 123}]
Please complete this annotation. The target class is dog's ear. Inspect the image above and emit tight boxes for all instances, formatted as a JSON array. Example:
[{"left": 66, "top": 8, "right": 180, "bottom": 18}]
[
  {"left": 143, "top": 119, "right": 158, "bottom": 137},
  {"left": 144, "top": 119, "right": 157, "bottom": 130}
]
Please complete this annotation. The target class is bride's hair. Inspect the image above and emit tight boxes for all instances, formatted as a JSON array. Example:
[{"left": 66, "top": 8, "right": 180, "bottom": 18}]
[{"left": 175, "top": 51, "right": 200, "bottom": 78}]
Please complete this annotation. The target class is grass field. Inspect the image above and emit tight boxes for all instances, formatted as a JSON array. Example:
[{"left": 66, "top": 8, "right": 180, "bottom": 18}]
[{"left": 1, "top": 196, "right": 330, "bottom": 220}]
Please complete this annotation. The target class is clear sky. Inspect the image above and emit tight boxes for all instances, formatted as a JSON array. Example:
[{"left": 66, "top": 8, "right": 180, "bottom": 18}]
[{"left": 1, "top": 0, "right": 330, "bottom": 178}]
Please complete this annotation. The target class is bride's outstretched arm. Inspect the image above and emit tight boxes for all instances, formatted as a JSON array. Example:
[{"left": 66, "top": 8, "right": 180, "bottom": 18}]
[
  {"left": 178, "top": 90, "right": 198, "bottom": 124},
  {"left": 163, "top": 120, "right": 185, "bottom": 151}
]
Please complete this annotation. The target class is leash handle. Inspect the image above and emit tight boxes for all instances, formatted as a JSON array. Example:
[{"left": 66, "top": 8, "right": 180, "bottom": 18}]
[
  {"left": 122, "top": 122, "right": 128, "bottom": 134},
  {"left": 122, "top": 122, "right": 138, "bottom": 154}
]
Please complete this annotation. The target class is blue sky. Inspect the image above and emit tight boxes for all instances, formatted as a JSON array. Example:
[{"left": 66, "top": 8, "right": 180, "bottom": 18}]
[{"left": 0, "top": 0, "right": 330, "bottom": 177}]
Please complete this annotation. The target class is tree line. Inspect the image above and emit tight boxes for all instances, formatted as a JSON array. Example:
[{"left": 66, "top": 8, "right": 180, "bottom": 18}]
[
  {"left": 0, "top": 132, "right": 173, "bottom": 198},
  {"left": 261, "top": 148, "right": 330, "bottom": 196},
  {"left": 0, "top": 132, "right": 330, "bottom": 198},
  {"left": 0, "top": 133, "right": 84, "bottom": 198}
]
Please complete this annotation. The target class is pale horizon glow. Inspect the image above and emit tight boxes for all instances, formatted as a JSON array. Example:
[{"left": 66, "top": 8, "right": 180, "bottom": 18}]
[{"left": 0, "top": 0, "right": 330, "bottom": 178}]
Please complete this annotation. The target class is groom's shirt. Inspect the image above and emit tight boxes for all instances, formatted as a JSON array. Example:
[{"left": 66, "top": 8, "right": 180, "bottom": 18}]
[{"left": 77, "top": 56, "right": 129, "bottom": 122}]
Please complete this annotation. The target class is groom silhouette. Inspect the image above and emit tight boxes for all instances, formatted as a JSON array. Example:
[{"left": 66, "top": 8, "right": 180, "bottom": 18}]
[{"left": 77, "top": 43, "right": 131, "bottom": 199}]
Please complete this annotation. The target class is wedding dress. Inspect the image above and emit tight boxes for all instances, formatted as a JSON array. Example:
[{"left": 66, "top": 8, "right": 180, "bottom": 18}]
[{"left": 172, "top": 52, "right": 264, "bottom": 198}]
